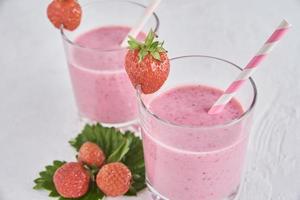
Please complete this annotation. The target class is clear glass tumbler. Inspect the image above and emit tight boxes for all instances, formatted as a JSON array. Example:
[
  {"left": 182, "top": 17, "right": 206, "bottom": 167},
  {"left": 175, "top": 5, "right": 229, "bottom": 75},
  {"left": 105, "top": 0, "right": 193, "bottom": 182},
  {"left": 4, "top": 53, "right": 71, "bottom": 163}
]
[
  {"left": 61, "top": 0, "right": 159, "bottom": 127},
  {"left": 137, "top": 55, "right": 257, "bottom": 200}
]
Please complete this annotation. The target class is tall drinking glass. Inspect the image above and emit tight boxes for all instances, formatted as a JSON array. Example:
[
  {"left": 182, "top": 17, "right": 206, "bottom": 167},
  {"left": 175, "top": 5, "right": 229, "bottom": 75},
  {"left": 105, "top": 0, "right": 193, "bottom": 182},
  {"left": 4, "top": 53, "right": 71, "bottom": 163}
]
[
  {"left": 138, "top": 55, "right": 257, "bottom": 200},
  {"left": 61, "top": 0, "right": 159, "bottom": 127}
]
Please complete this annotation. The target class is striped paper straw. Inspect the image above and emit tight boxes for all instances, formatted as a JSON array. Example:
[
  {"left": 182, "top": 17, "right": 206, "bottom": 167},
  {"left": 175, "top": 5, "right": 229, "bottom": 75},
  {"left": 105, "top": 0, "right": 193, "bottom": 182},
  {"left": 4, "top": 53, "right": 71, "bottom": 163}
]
[
  {"left": 120, "top": 0, "right": 162, "bottom": 47},
  {"left": 208, "top": 20, "right": 291, "bottom": 115}
]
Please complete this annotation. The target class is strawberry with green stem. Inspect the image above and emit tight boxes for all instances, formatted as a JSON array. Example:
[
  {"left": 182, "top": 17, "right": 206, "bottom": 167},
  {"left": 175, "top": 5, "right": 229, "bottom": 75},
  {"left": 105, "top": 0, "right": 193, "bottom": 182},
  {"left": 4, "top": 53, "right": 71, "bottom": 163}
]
[{"left": 125, "top": 30, "right": 170, "bottom": 94}]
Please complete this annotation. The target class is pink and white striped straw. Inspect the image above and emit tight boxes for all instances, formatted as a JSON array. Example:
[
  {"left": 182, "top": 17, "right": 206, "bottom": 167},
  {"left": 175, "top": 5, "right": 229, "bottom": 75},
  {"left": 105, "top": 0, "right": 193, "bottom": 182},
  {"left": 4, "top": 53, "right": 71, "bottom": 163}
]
[
  {"left": 208, "top": 20, "right": 291, "bottom": 115},
  {"left": 120, "top": 0, "right": 162, "bottom": 47}
]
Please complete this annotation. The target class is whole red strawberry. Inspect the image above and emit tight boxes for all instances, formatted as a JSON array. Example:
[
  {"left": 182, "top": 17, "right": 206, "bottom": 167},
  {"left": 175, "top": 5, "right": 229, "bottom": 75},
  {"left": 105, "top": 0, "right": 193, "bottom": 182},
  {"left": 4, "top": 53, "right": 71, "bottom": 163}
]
[
  {"left": 78, "top": 142, "right": 106, "bottom": 168},
  {"left": 47, "top": 0, "right": 82, "bottom": 31},
  {"left": 96, "top": 162, "right": 132, "bottom": 197},
  {"left": 53, "top": 162, "right": 90, "bottom": 198},
  {"left": 125, "top": 31, "right": 170, "bottom": 94}
]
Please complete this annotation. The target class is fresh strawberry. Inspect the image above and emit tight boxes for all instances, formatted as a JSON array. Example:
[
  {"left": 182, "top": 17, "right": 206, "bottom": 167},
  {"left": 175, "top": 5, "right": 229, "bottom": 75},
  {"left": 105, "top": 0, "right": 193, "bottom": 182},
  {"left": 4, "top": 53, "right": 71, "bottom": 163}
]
[
  {"left": 53, "top": 162, "right": 90, "bottom": 198},
  {"left": 125, "top": 30, "right": 170, "bottom": 94},
  {"left": 47, "top": 0, "right": 82, "bottom": 31},
  {"left": 78, "top": 142, "right": 106, "bottom": 168},
  {"left": 96, "top": 162, "right": 132, "bottom": 197}
]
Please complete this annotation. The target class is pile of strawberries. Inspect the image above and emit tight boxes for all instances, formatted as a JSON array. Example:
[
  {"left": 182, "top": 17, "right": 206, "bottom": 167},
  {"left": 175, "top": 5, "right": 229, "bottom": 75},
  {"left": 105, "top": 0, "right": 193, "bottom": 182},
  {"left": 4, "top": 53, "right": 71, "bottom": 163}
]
[{"left": 53, "top": 142, "right": 132, "bottom": 198}]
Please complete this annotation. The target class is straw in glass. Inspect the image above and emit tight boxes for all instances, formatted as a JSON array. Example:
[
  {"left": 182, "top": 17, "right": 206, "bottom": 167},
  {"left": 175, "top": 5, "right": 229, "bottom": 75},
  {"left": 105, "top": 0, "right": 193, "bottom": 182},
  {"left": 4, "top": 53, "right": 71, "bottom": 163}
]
[{"left": 208, "top": 20, "right": 291, "bottom": 115}]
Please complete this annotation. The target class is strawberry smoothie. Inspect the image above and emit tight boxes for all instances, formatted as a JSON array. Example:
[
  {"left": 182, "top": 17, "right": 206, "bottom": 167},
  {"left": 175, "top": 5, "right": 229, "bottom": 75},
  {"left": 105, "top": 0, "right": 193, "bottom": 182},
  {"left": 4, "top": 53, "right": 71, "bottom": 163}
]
[
  {"left": 67, "top": 26, "right": 145, "bottom": 124},
  {"left": 141, "top": 85, "right": 251, "bottom": 200}
]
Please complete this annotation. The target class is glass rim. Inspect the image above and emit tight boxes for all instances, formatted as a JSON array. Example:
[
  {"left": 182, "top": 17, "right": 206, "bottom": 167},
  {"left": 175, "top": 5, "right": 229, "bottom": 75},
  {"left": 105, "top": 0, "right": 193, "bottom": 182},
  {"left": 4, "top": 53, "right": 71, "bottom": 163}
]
[
  {"left": 60, "top": 0, "right": 160, "bottom": 52},
  {"left": 137, "top": 55, "right": 258, "bottom": 130}
]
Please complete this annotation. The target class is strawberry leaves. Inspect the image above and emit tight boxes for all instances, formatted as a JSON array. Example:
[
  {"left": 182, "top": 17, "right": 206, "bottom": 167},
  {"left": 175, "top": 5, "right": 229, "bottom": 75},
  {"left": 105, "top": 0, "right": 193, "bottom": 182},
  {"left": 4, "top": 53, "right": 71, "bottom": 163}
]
[
  {"left": 34, "top": 160, "right": 66, "bottom": 191},
  {"left": 34, "top": 124, "right": 146, "bottom": 199},
  {"left": 70, "top": 124, "right": 146, "bottom": 196},
  {"left": 123, "top": 132, "right": 146, "bottom": 195},
  {"left": 69, "top": 124, "right": 131, "bottom": 163},
  {"left": 127, "top": 30, "right": 166, "bottom": 62}
]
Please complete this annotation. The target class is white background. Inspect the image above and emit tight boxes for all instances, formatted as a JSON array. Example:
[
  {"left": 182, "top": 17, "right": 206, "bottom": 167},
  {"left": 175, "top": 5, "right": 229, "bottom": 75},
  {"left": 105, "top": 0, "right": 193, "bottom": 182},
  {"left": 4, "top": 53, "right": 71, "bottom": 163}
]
[{"left": 0, "top": 0, "right": 300, "bottom": 199}]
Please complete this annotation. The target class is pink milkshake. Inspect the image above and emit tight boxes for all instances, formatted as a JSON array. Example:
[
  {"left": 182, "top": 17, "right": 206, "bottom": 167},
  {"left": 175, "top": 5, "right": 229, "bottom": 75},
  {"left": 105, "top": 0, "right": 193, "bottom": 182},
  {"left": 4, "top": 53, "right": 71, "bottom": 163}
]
[
  {"left": 67, "top": 26, "right": 145, "bottom": 124},
  {"left": 138, "top": 56, "right": 256, "bottom": 200},
  {"left": 60, "top": 0, "right": 159, "bottom": 125}
]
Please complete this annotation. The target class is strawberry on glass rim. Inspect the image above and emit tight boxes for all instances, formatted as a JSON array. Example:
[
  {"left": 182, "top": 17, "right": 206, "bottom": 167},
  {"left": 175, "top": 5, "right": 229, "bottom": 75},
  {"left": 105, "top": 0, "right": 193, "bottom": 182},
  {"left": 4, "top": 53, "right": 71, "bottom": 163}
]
[
  {"left": 47, "top": 0, "right": 82, "bottom": 31},
  {"left": 125, "top": 30, "right": 170, "bottom": 94}
]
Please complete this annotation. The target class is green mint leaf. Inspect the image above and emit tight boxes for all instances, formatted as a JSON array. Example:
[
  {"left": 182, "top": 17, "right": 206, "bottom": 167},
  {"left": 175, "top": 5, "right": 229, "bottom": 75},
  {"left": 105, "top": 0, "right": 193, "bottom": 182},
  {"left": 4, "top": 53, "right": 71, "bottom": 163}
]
[{"left": 33, "top": 160, "right": 105, "bottom": 200}]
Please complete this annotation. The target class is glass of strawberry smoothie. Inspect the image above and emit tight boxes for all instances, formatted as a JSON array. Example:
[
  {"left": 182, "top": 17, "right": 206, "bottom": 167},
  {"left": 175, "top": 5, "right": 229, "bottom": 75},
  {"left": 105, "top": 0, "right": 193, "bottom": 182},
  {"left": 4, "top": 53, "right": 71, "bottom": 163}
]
[
  {"left": 137, "top": 55, "right": 257, "bottom": 200},
  {"left": 61, "top": 0, "right": 159, "bottom": 127}
]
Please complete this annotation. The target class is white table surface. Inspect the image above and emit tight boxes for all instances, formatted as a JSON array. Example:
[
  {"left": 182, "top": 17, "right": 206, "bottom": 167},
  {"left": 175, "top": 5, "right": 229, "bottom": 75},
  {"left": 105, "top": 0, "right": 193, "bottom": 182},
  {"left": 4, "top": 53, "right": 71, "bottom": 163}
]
[{"left": 0, "top": 0, "right": 299, "bottom": 199}]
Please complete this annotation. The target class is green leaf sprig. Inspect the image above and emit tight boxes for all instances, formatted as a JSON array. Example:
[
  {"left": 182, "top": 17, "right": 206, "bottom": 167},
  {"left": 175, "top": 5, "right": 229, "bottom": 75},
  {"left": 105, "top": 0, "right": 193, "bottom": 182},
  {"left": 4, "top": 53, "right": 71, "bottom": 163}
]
[
  {"left": 128, "top": 30, "right": 166, "bottom": 62},
  {"left": 34, "top": 124, "right": 146, "bottom": 200}
]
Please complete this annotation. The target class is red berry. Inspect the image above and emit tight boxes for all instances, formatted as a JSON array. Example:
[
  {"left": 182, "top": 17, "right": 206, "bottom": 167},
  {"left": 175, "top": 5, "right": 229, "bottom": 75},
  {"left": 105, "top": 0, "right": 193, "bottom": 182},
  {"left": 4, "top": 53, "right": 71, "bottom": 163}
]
[
  {"left": 53, "top": 162, "right": 90, "bottom": 198},
  {"left": 96, "top": 162, "right": 132, "bottom": 197},
  {"left": 125, "top": 50, "right": 169, "bottom": 94},
  {"left": 47, "top": 0, "right": 82, "bottom": 31},
  {"left": 125, "top": 31, "right": 170, "bottom": 94},
  {"left": 78, "top": 142, "right": 106, "bottom": 168}
]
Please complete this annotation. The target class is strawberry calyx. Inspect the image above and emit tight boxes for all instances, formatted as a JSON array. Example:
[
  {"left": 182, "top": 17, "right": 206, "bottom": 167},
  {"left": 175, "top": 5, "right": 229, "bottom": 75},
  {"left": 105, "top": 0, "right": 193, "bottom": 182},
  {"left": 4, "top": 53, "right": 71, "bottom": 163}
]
[{"left": 127, "top": 30, "right": 166, "bottom": 62}]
